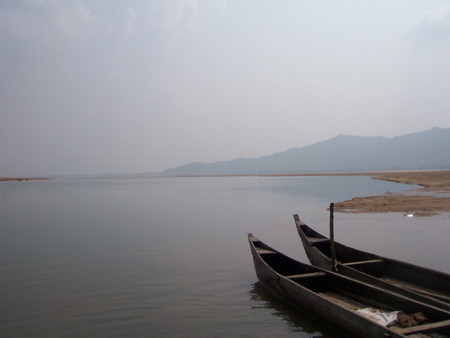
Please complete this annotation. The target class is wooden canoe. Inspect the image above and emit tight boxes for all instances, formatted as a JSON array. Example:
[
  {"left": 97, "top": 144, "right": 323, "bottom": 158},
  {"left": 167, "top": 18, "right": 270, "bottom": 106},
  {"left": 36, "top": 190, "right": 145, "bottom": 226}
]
[
  {"left": 248, "top": 233, "right": 450, "bottom": 337},
  {"left": 294, "top": 214, "right": 450, "bottom": 311}
]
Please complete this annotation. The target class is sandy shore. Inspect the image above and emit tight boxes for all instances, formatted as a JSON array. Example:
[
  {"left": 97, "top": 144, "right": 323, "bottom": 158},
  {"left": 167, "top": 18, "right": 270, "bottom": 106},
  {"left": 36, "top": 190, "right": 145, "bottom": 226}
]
[
  {"left": 226, "top": 170, "right": 450, "bottom": 216},
  {"left": 331, "top": 171, "right": 450, "bottom": 216}
]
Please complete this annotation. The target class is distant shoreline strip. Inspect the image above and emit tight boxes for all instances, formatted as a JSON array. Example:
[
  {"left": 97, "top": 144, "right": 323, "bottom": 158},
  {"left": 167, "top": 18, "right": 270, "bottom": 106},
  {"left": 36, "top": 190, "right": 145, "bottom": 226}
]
[{"left": 0, "top": 177, "right": 49, "bottom": 182}]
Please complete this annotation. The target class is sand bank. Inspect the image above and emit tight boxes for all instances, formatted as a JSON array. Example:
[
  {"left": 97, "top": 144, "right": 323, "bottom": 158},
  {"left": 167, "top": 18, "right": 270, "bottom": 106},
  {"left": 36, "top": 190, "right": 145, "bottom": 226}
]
[
  {"left": 255, "top": 170, "right": 450, "bottom": 216},
  {"left": 261, "top": 170, "right": 450, "bottom": 216},
  {"left": 332, "top": 171, "right": 450, "bottom": 216}
]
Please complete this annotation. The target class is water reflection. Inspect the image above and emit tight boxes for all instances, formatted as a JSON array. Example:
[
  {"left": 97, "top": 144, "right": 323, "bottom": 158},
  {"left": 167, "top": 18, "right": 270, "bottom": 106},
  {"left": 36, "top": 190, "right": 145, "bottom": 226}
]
[
  {"left": 2, "top": 177, "right": 447, "bottom": 336},
  {"left": 248, "top": 282, "right": 346, "bottom": 337}
]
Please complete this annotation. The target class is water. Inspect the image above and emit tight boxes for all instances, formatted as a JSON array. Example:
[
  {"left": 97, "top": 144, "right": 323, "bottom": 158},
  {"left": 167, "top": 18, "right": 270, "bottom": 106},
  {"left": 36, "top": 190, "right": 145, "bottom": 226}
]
[{"left": 1, "top": 176, "right": 449, "bottom": 337}]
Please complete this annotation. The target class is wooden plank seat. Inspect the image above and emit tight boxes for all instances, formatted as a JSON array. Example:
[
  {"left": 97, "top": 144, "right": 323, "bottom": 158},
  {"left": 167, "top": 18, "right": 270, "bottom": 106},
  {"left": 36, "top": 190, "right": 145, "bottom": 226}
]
[
  {"left": 287, "top": 272, "right": 327, "bottom": 279},
  {"left": 309, "top": 238, "right": 329, "bottom": 246},
  {"left": 255, "top": 248, "right": 277, "bottom": 255},
  {"left": 395, "top": 319, "right": 450, "bottom": 335},
  {"left": 343, "top": 259, "right": 383, "bottom": 266}
]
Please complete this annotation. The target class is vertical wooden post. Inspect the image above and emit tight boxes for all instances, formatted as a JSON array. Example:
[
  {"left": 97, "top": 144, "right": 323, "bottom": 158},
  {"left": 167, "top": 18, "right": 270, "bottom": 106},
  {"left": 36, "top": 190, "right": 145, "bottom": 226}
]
[{"left": 329, "top": 203, "right": 337, "bottom": 272}]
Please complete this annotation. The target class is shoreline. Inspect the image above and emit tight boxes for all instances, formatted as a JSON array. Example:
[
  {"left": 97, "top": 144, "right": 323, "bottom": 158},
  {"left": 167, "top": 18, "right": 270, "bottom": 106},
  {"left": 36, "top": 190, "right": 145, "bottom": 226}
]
[
  {"left": 330, "top": 171, "right": 450, "bottom": 216},
  {"left": 160, "top": 170, "right": 450, "bottom": 216},
  {"left": 2, "top": 170, "right": 449, "bottom": 216},
  {"left": 0, "top": 177, "right": 49, "bottom": 182}
]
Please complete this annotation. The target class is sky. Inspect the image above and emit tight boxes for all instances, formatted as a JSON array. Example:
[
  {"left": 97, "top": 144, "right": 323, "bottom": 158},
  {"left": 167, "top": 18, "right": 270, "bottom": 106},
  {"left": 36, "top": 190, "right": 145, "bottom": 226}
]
[{"left": 1, "top": 0, "right": 450, "bottom": 176}]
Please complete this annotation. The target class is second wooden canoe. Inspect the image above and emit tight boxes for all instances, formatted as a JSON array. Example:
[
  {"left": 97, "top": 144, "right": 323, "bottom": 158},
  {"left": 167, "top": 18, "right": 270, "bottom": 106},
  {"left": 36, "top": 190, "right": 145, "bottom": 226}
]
[{"left": 294, "top": 214, "right": 450, "bottom": 311}]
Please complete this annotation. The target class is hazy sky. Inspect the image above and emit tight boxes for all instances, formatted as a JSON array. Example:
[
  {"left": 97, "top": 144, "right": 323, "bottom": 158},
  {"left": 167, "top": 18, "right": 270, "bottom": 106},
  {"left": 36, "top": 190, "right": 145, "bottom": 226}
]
[{"left": 1, "top": 1, "right": 450, "bottom": 176}]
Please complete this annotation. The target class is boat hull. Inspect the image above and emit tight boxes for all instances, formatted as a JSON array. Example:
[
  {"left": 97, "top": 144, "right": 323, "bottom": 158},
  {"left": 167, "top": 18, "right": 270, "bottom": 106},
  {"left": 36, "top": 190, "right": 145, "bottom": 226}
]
[
  {"left": 248, "top": 234, "right": 450, "bottom": 337},
  {"left": 294, "top": 214, "right": 450, "bottom": 311}
]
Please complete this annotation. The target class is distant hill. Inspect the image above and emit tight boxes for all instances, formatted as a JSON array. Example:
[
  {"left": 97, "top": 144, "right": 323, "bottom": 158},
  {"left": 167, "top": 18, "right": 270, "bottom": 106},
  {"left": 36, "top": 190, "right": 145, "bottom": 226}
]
[{"left": 160, "top": 127, "right": 450, "bottom": 175}]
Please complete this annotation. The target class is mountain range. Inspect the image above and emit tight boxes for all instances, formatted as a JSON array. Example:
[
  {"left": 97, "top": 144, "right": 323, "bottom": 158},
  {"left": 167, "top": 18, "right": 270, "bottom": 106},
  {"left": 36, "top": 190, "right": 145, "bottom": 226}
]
[{"left": 160, "top": 127, "right": 450, "bottom": 176}]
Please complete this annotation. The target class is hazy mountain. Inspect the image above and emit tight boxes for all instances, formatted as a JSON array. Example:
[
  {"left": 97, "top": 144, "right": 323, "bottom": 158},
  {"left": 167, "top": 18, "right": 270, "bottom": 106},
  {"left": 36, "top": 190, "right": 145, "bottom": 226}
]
[{"left": 160, "top": 127, "right": 450, "bottom": 175}]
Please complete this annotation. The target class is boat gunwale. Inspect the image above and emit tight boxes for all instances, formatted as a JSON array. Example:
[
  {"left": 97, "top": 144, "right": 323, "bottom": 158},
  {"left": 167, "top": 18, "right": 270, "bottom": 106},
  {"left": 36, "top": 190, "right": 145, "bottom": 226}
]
[
  {"left": 293, "top": 214, "right": 450, "bottom": 310},
  {"left": 248, "top": 233, "right": 450, "bottom": 337}
]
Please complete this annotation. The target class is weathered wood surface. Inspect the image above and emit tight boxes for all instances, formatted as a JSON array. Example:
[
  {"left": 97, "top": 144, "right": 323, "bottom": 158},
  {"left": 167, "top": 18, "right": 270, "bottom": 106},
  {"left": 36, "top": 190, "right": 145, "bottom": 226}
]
[
  {"left": 248, "top": 234, "right": 450, "bottom": 337},
  {"left": 329, "top": 203, "right": 337, "bottom": 272},
  {"left": 294, "top": 214, "right": 450, "bottom": 311},
  {"left": 395, "top": 319, "right": 450, "bottom": 335}
]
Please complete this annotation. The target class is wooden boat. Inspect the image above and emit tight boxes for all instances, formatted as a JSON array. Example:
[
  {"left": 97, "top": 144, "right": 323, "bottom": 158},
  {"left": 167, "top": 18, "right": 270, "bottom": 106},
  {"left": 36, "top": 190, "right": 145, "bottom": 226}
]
[
  {"left": 294, "top": 214, "right": 450, "bottom": 311},
  {"left": 248, "top": 233, "right": 450, "bottom": 337}
]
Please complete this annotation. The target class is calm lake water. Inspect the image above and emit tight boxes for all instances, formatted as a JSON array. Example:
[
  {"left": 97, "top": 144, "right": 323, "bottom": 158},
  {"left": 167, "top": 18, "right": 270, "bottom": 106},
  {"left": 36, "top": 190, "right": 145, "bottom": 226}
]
[{"left": 1, "top": 176, "right": 449, "bottom": 337}]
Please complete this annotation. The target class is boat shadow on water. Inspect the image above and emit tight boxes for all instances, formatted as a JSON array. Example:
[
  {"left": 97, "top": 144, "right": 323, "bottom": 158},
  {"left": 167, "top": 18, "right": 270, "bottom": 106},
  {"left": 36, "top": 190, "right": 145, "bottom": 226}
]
[{"left": 248, "top": 282, "right": 347, "bottom": 337}]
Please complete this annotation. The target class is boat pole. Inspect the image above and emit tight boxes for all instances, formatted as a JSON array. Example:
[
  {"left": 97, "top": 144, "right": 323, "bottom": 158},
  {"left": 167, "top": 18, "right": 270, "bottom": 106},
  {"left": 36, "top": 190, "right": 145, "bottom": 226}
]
[{"left": 329, "top": 203, "right": 337, "bottom": 272}]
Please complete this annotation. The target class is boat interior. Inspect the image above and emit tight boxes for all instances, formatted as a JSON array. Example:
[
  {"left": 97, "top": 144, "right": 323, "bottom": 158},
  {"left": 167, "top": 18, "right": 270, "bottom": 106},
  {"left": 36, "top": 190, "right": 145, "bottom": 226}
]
[{"left": 252, "top": 239, "right": 450, "bottom": 335}]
